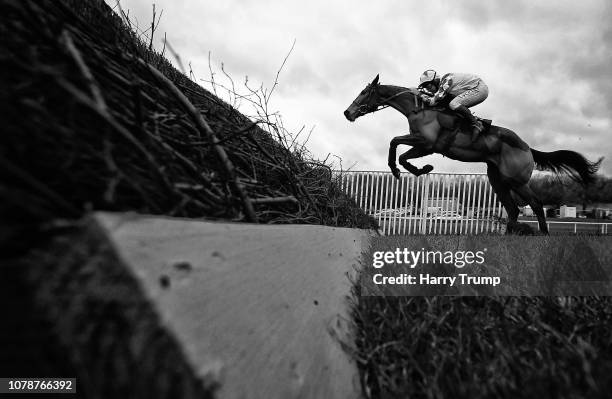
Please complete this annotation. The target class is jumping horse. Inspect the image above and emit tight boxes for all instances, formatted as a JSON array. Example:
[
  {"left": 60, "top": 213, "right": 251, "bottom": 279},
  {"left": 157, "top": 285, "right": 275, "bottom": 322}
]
[{"left": 344, "top": 75, "right": 602, "bottom": 234}]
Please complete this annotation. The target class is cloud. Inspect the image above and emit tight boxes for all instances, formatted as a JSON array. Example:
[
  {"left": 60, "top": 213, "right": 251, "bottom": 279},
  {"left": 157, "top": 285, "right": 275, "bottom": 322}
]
[{"left": 117, "top": 0, "right": 611, "bottom": 175}]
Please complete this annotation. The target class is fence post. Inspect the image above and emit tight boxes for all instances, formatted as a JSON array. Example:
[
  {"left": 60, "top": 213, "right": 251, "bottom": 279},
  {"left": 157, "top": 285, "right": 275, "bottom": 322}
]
[{"left": 417, "top": 174, "right": 429, "bottom": 234}]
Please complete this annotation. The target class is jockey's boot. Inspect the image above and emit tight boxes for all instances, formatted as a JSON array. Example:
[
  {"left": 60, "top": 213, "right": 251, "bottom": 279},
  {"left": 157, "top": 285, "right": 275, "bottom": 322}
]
[{"left": 454, "top": 105, "right": 483, "bottom": 142}]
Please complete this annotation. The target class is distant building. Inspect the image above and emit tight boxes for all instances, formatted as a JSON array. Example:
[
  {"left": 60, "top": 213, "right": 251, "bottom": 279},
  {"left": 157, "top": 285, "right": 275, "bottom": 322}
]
[
  {"left": 522, "top": 205, "right": 558, "bottom": 217},
  {"left": 424, "top": 198, "right": 462, "bottom": 215},
  {"left": 559, "top": 205, "right": 576, "bottom": 218},
  {"left": 425, "top": 198, "right": 462, "bottom": 208},
  {"left": 425, "top": 198, "right": 462, "bottom": 209}
]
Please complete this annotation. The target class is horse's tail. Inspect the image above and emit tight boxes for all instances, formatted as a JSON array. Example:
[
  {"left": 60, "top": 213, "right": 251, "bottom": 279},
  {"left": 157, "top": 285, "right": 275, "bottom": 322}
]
[{"left": 530, "top": 149, "right": 602, "bottom": 184}]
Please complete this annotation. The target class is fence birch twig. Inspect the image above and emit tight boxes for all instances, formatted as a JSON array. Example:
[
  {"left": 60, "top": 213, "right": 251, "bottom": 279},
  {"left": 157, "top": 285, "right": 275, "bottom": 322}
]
[
  {"left": 61, "top": 30, "right": 107, "bottom": 111},
  {"left": 139, "top": 58, "right": 258, "bottom": 223},
  {"left": 251, "top": 196, "right": 298, "bottom": 205},
  {"left": 59, "top": 31, "right": 175, "bottom": 197}
]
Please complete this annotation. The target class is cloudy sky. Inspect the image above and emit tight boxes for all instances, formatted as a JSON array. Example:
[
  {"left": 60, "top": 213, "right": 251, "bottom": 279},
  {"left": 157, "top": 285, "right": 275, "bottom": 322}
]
[{"left": 113, "top": 0, "right": 611, "bottom": 175}]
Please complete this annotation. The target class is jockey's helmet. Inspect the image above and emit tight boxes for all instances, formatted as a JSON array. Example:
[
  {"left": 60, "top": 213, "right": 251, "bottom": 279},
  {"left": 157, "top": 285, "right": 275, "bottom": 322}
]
[{"left": 418, "top": 69, "right": 437, "bottom": 87}]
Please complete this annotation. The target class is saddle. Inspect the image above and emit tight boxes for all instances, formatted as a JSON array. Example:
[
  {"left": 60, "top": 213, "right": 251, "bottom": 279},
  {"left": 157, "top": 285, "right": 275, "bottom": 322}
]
[
  {"left": 435, "top": 108, "right": 493, "bottom": 151},
  {"left": 433, "top": 107, "right": 491, "bottom": 131}
]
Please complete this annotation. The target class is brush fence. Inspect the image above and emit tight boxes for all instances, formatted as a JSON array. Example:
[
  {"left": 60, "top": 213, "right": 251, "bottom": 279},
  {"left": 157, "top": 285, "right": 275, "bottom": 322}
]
[{"left": 337, "top": 171, "right": 506, "bottom": 235}]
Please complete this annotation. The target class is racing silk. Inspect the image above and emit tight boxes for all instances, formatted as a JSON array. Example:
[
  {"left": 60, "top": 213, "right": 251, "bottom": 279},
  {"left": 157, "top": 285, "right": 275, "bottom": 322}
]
[{"left": 421, "top": 73, "right": 483, "bottom": 106}]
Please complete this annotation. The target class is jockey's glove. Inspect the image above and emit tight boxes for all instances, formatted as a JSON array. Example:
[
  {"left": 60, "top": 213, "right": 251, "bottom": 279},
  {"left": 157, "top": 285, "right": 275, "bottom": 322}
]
[
  {"left": 418, "top": 87, "right": 434, "bottom": 96},
  {"left": 420, "top": 93, "right": 436, "bottom": 106}
]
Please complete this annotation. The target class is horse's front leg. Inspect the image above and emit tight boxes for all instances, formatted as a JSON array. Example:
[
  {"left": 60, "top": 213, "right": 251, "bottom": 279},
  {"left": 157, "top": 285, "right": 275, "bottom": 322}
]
[
  {"left": 398, "top": 147, "right": 434, "bottom": 176},
  {"left": 388, "top": 135, "right": 432, "bottom": 179}
]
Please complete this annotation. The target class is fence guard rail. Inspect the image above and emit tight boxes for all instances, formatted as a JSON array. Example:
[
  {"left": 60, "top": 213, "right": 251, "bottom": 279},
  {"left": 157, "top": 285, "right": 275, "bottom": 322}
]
[{"left": 335, "top": 171, "right": 505, "bottom": 235}]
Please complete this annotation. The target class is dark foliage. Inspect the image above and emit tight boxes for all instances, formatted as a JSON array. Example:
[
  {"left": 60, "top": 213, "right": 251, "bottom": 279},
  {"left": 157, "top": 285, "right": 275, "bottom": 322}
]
[{"left": 529, "top": 174, "right": 612, "bottom": 208}]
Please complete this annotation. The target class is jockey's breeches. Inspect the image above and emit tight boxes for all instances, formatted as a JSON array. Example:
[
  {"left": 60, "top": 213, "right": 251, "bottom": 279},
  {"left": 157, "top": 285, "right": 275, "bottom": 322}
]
[{"left": 449, "top": 81, "right": 489, "bottom": 110}]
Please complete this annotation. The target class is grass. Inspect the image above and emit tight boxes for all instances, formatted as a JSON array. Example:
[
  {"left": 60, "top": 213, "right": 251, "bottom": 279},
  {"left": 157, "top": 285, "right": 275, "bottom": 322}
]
[{"left": 351, "top": 235, "right": 612, "bottom": 399}]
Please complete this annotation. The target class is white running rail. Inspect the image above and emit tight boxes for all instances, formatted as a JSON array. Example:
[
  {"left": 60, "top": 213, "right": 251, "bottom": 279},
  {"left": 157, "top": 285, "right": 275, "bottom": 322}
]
[{"left": 335, "top": 171, "right": 505, "bottom": 235}]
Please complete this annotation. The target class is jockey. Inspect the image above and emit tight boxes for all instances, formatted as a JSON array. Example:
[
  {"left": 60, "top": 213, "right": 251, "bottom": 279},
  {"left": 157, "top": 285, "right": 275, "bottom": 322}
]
[{"left": 417, "top": 70, "right": 489, "bottom": 142}]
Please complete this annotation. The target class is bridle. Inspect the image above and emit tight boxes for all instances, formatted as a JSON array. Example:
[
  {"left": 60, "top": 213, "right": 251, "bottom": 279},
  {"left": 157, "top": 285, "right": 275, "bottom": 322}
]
[{"left": 348, "top": 83, "right": 379, "bottom": 116}]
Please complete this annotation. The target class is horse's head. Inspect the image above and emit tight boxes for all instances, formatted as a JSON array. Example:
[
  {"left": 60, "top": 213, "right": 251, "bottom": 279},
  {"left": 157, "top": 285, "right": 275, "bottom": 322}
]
[{"left": 344, "top": 74, "right": 381, "bottom": 122}]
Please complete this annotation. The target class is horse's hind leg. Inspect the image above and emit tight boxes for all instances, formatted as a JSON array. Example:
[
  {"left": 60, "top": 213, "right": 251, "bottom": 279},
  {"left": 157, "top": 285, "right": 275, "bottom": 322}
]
[
  {"left": 486, "top": 163, "right": 521, "bottom": 234},
  {"left": 510, "top": 184, "right": 549, "bottom": 234}
]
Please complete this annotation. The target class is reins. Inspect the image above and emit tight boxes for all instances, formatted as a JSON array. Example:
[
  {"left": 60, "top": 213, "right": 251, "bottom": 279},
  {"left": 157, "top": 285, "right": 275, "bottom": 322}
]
[
  {"left": 350, "top": 85, "right": 425, "bottom": 117},
  {"left": 373, "top": 88, "right": 424, "bottom": 114}
]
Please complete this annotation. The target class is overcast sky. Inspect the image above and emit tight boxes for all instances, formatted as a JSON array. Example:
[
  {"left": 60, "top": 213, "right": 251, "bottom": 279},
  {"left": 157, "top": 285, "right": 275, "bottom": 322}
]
[{"left": 113, "top": 0, "right": 611, "bottom": 175}]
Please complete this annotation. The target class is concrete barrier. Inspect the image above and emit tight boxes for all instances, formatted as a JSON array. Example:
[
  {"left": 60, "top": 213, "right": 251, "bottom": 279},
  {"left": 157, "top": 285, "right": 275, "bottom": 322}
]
[
  {"left": 96, "top": 212, "right": 373, "bottom": 399},
  {"left": 5, "top": 215, "right": 215, "bottom": 398}
]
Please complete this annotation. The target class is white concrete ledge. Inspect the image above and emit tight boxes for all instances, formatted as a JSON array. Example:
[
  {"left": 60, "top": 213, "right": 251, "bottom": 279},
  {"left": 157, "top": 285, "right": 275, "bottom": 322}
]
[{"left": 96, "top": 212, "right": 373, "bottom": 399}]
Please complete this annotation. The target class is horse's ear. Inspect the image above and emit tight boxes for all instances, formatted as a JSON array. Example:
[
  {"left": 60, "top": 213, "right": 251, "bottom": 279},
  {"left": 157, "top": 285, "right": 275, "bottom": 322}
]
[{"left": 372, "top": 74, "right": 379, "bottom": 85}]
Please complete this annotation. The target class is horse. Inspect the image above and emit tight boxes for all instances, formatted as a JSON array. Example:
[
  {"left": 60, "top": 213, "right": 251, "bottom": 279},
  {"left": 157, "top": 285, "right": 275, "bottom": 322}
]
[{"left": 343, "top": 74, "right": 602, "bottom": 235}]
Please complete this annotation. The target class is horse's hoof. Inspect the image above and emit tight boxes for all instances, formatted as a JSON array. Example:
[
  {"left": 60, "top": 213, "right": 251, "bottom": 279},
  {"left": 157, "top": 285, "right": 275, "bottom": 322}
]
[
  {"left": 390, "top": 167, "right": 401, "bottom": 180},
  {"left": 421, "top": 165, "right": 434, "bottom": 174}
]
